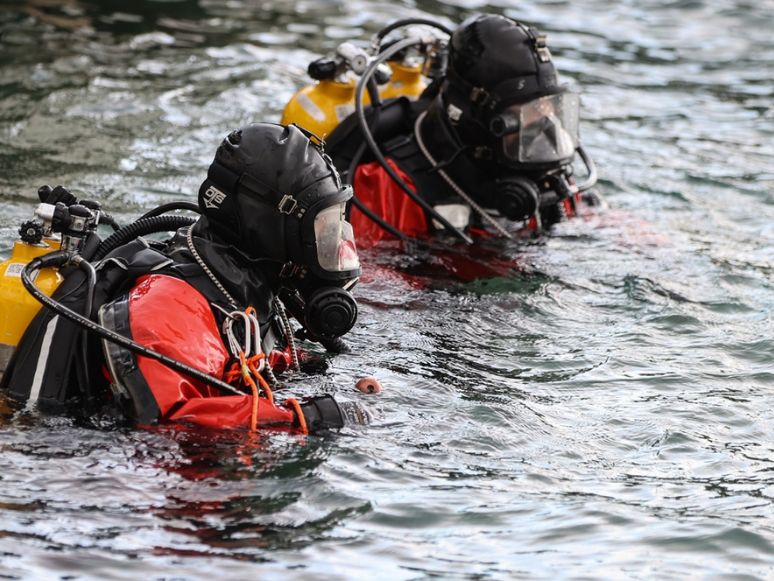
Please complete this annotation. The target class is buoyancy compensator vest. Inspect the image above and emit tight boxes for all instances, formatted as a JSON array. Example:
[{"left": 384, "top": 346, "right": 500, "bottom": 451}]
[{"left": 326, "top": 96, "right": 510, "bottom": 246}]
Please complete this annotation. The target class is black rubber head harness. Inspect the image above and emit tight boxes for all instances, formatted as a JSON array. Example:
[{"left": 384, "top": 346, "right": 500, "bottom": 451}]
[
  {"left": 197, "top": 123, "right": 361, "bottom": 284},
  {"left": 445, "top": 14, "right": 565, "bottom": 111},
  {"left": 197, "top": 123, "right": 361, "bottom": 341}
]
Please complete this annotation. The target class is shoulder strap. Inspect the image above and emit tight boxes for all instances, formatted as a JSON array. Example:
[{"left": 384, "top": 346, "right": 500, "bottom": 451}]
[
  {"left": 326, "top": 97, "right": 418, "bottom": 175},
  {"left": 98, "top": 293, "right": 161, "bottom": 423},
  {"left": 0, "top": 266, "right": 90, "bottom": 409}
]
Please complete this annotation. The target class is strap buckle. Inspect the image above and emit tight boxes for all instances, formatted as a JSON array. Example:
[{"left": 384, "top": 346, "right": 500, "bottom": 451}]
[
  {"left": 279, "top": 262, "right": 299, "bottom": 278},
  {"left": 278, "top": 194, "right": 298, "bottom": 214},
  {"left": 469, "top": 86, "right": 490, "bottom": 105},
  {"left": 528, "top": 27, "right": 552, "bottom": 62}
]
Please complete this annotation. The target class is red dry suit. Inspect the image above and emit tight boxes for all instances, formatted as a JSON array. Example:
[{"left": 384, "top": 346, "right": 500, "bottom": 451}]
[
  {"left": 349, "top": 159, "right": 428, "bottom": 249},
  {"left": 99, "top": 273, "right": 303, "bottom": 431}
]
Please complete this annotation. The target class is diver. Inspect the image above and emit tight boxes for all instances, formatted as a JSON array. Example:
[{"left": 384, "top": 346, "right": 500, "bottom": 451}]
[
  {"left": 317, "top": 13, "right": 602, "bottom": 248},
  {"left": 0, "top": 123, "right": 370, "bottom": 434}
]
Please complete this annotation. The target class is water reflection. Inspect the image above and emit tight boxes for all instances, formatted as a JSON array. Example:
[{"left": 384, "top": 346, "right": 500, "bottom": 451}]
[{"left": 0, "top": 394, "right": 375, "bottom": 561}]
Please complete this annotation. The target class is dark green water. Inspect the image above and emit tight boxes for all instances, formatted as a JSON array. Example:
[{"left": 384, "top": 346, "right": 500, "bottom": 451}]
[{"left": 1, "top": 0, "right": 773, "bottom": 579}]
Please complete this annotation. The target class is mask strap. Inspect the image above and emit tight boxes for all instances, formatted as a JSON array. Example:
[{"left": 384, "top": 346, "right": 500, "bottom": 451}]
[
  {"left": 443, "top": 69, "right": 492, "bottom": 107},
  {"left": 208, "top": 160, "right": 303, "bottom": 217},
  {"left": 288, "top": 123, "right": 344, "bottom": 189},
  {"left": 289, "top": 122, "right": 325, "bottom": 152},
  {"left": 516, "top": 23, "right": 553, "bottom": 63}
]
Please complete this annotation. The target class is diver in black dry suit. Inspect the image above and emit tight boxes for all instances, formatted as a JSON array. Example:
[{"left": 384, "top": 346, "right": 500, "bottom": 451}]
[
  {"left": 325, "top": 13, "right": 601, "bottom": 248},
  {"left": 1, "top": 123, "right": 368, "bottom": 433}
]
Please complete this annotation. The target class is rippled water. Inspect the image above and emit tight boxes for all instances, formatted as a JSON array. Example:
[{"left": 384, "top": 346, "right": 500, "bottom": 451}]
[{"left": 1, "top": 0, "right": 773, "bottom": 579}]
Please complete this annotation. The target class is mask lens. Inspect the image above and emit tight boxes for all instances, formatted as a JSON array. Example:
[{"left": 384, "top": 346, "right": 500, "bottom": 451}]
[
  {"left": 314, "top": 202, "right": 361, "bottom": 273},
  {"left": 500, "top": 93, "right": 580, "bottom": 164}
]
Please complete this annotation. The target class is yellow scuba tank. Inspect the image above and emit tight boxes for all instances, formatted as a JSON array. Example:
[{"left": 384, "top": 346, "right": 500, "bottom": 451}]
[
  {"left": 379, "top": 62, "right": 426, "bottom": 100},
  {"left": 281, "top": 42, "right": 375, "bottom": 139},
  {"left": 281, "top": 39, "right": 431, "bottom": 138},
  {"left": 280, "top": 63, "right": 426, "bottom": 138},
  {"left": 0, "top": 236, "right": 63, "bottom": 373},
  {"left": 280, "top": 77, "right": 372, "bottom": 140}
]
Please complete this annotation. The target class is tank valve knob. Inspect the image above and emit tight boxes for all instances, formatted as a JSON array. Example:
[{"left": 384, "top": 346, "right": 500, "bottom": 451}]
[
  {"left": 80, "top": 199, "right": 102, "bottom": 211},
  {"left": 37, "top": 185, "right": 53, "bottom": 203},
  {"left": 373, "top": 63, "right": 392, "bottom": 85},
  {"left": 18, "top": 220, "right": 45, "bottom": 245},
  {"left": 308, "top": 57, "right": 338, "bottom": 81}
]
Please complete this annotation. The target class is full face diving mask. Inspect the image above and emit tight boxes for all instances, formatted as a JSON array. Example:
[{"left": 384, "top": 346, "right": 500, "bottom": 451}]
[
  {"left": 489, "top": 92, "right": 580, "bottom": 169},
  {"left": 298, "top": 198, "right": 361, "bottom": 340},
  {"left": 242, "top": 179, "right": 361, "bottom": 341},
  {"left": 198, "top": 123, "right": 362, "bottom": 340}
]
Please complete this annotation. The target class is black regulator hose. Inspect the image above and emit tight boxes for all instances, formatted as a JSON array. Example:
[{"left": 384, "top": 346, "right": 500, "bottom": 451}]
[
  {"left": 21, "top": 252, "right": 245, "bottom": 398},
  {"left": 374, "top": 18, "right": 453, "bottom": 42},
  {"left": 80, "top": 257, "right": 98, "bottom": 396},
  {"left": 100, "top": 213, "right": 121, "bottom": 232},
  {"left": 355, "top": 36, "right": 473, "bottom": 244},
  {"left": 139, "top": 201, "right": 201, "bottom": 220},
  {"left": 94, "top": 215, "right": 198, "bottom": 261},
  {"left": 343, "top": 51, "right": 411, "bottom": 242},
  {"left": 575, "top": 144, "right": 598, "bottom": 193}
]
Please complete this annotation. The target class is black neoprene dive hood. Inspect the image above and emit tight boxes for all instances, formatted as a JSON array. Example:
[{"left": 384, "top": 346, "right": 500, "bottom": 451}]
[
  {"left": 198, "top": 123, "right": 362, "bottom": 340},
  {"left": 438, "top": 14, "right": 573, "bottom": 170},
  {"left": 447, "top": 14, "right": 564, "bottom": 104}
]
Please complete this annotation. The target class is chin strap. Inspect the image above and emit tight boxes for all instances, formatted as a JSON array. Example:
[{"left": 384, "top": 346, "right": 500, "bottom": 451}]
[{"left": 414, "top": 111, "right": 513, "bottom": 239}]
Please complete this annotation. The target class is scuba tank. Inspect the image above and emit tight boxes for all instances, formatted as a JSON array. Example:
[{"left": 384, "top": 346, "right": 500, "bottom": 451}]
[
  {"left": 0, "top": 239, "right": 63, "bottom": 371},
  {"left": 281, "top": 42, "right": 375, "bottom": 138},
  {"left": 281, "top": 38, "right": 430, "bottom": 138},
  {"left": 0, "top": 186, "right": 125, "bottom": 375},
  {"left": 281, "top": 76, "right": 370, "bottom": 140},
  {"left": 0, "top": 214, "right": 63, "bottom": 374},
  {"left": 379, "top": 62, "right": 426, "bottom": 100}
]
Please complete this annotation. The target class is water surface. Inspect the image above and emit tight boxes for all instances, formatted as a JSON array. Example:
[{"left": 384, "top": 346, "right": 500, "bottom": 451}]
[{"left": 1, "top": 0, "right": 773, "bottom": 579}]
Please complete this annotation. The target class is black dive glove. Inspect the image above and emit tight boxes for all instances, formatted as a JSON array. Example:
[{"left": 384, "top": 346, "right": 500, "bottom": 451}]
[{"left": 300, "top": 394, "right": 372, "bottom": 431}]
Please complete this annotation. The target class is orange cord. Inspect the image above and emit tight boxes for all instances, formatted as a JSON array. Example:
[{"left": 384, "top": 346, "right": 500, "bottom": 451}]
[
  {"left": 234, "top": 351, "right": 258, "bottom": 432},
  {"left": 220, "top": 308, "right": 275, "bottom": 432},
  {"left": 223, "top": 354, "right": 274, "bottom": 432},
  {"left": 246, "top": 375, "right": 259, "bottom": 432},
  {"left": 250, "top": 361, "right": 274, "bottom": 403},
  {"left": 223, "top": 364, "right": 242, "bottom": 384},
  {"left": 283, "top": 398, "right": 308, "bottom": 435}
]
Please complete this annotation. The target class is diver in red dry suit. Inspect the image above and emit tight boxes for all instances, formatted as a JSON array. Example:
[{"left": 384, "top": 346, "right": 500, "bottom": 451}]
[
  {"left": 325, "top": 14, "right": 601, "bottom": 249},
  {"left": 0, "top": 123, "right": 367, "bottom": 433}
]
